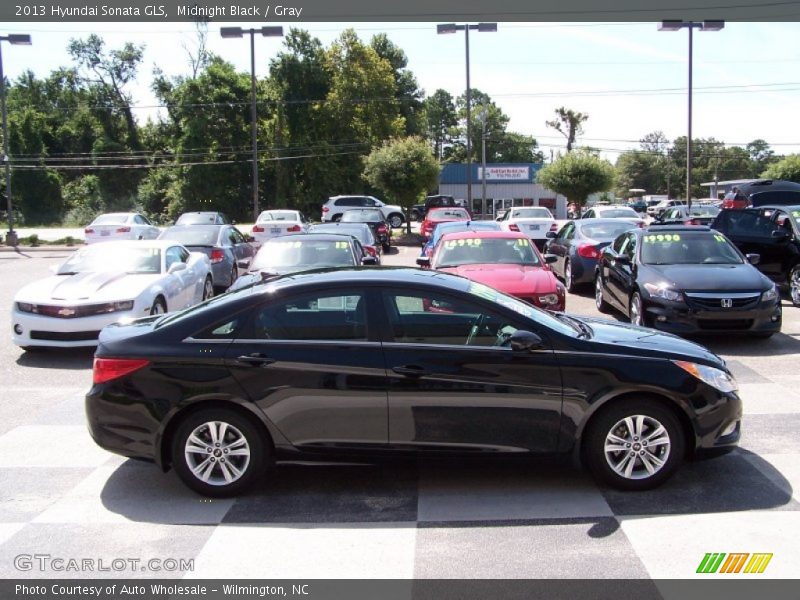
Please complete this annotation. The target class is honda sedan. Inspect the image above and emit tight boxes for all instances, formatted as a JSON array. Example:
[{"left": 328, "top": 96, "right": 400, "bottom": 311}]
[{"left": 87, "top": 268, "right": 741, "bottom": 496}]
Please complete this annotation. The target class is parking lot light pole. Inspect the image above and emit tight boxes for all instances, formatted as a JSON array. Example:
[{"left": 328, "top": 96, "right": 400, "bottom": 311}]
[
  {"left": 221, "top": 26, "right": 284, "bottom": 222},
  {"left": 0, "top": 33, "right": 32, "bottom": 247},
  {"left": 658, "top": 20, "right": 724, "bottom": 210},
  {"left": 437, "top": 23, "right": 496, "bottom": 216}
]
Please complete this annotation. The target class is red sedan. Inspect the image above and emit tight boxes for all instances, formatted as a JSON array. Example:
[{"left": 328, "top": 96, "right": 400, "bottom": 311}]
[
  {"left": 420, "top": 207, "right": 471, "bottom": 240},
  {"left": 417, "top": 230, "right": 566, "bottom": 312}
]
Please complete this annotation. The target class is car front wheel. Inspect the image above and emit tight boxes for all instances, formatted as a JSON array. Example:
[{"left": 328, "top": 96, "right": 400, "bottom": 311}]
[
  {"left": 171, "top": 408, "right": 267, "bottom": 497},
  {"left": 388, "top": 214, "right": 404, "bottom": 228},
  {"left": 585, "top": 399, "right": 685, "bottom": 490},
  {"left": 595, "top": 274, "right": 611, "bottom": 313},
  {"left": 629, "top": 291, "right": 646, "bottom": 326},
  {"left": 790, "top": 265, "right": 800, "bottom": 307}
]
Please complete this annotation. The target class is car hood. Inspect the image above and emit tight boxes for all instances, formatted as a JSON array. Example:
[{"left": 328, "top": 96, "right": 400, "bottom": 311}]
[
  {"left": 439, "top": 264, "right": 558, "bottom": 294},
  {"left": 577, "top": 315, "right": 724, "bottom": 368},
  {"left": 641, "top": 263, "right": 770, "bottom": 291},
  {"left": 15, "top": 271, "right": 160, "bottom": 304}
]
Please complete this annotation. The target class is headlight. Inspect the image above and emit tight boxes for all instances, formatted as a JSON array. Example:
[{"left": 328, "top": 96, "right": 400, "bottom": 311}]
[
  {"left": 95, "top": 300, "right": 135, "bottom": 314},
  {"left": 644, "top": 282, "right": 684, "bottom": 302},
  {"left": 762, "top": 285, "right": 779, "bottom": 302},
  {"left": 673, "top": 360, "right": 738, "bottom": 393},
  {"left": 538, "top": 293, "right": 560, "bottom": 306},
  {"left": 16, "top": 302, "right": 33, "bottom": 313}
]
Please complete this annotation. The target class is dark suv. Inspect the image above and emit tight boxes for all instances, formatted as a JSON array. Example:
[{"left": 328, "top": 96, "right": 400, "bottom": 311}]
[
  {"left": 410, "top": 195, "right": 459, "bottom": 221},
  {"left": 712, "top": 205, "right": 800, "bottom": 305}
]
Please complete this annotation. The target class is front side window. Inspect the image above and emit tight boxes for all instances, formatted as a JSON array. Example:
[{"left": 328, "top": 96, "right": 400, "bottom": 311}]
[
  {"left": 253, "top": 292, "right": 366, "bottom": 341},
  {"left": 166, "top": 246, "right": 187, "bottom": 270},
  {"left": 383, "top": 291, "right": 516, "bottom": 347}
]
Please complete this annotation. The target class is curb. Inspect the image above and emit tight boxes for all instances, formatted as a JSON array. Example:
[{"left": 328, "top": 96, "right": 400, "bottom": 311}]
[{"left": 0, "top": 245, "right": 78, "bottom": 253}]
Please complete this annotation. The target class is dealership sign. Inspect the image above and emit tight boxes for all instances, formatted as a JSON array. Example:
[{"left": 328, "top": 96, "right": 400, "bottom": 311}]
[{"left": 477, "top": 166, "right": 530, "bottom": 181}]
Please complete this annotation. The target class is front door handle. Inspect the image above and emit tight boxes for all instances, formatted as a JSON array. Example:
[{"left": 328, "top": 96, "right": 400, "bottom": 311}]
[
  {"left": 237, "top": 353, "right": 275, "bottom": 367},
  {"left": 392, "top": 365, "right": 429, "bottom": 377}
]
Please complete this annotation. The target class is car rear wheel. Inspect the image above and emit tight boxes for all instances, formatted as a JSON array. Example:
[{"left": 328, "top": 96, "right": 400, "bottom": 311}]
[
  {"left": 202, "top": 276, "right": 214, "bottom": 301},
  {"left": 564, "top": 260, "right": 576, "bottom": 293},
  {"left": 790, "top": 266, "right": 800, "bottom": 307},
  {"left": 388, "top": 214, "right": 404, "bottom": 228},
  {"left": 150, "top": 297, "right": 166, "bottom": 316},
  {"left": 332, "top": 214, "right": 342, "bottom": 222},
  {"left": 172, "top": 408, "right": 266, "bottom": 497},
  {"left": 584, "top": 399, "right": 685, "bottom": 490},
  {"left": 595, "top": 274, "right": 611, "bottom": 313}
]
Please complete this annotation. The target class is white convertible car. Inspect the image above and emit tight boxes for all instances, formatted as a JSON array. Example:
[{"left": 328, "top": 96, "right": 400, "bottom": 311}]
[{"left": 12, "top": 240, "right": 213, "bottom": 349}]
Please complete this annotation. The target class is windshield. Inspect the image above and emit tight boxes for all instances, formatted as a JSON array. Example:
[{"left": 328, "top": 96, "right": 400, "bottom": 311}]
[
  {"left": 509, "top": 208, "right": 552, "bottom": 219},
  {"left": 58, "top": 245, "right": 162, "bottom": 275},
  {"left": 257, "top": 211, "right": 298, "bottom": 222},
  {"left": 311, "top": 225, "right": 373, "bottom": 244},
  {"left": 598, "top": 208, "right": 639, "bottom": 218},
  {"left": 341, "top": 210, "right": 383, "bottom": 223},
  {"left": 640, "top": 232, "right": 743, "bottom": 265},
  {"left": 160, "top": 227, "right": 219, "bottom": 245},
  {"left": 91, "top": 214, "right": 129, "bottom": 225},
  {"left": 250, "top": 239, "right": 355, "bottom": 271},
  {"left": 689, "top": 205, "right": 720, "bottom": 216},
  {"left": 177, "top": 213, "right": 221, "bottom": 225},
  {"left": 428, "top": 208, "right": 470, "bottom": 221},
  {"left": 580, "top": 221, "right": 638, "bottom": 240},
  {"left": 432, "top": 223, "right": 500, "bottom": 245},
  {"left": 436, "top": 237, "right": 540, "bottom": 267}
]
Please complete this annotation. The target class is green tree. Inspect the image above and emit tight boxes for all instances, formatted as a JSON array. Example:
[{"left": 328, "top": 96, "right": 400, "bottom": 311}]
[
  {"left": 546, "top": 107, "right": 588, "bottom": 152},
  {"left": 537, "top": 150, "right": 615, "bottom": 208},
  {"left": 747, "top": 139, "right": 775, "bottom": 177},
  {"left": 423, "top": 89, "right": 457, "bottom": 160},
  {"left": 363, "top": 136, "right": 439, "bottom": 234},
  {"left": 370, "top": 33, "right": 424, "bottom": 136},
  {"left": 761, "top": 155, "right": 800, "bottom": 183}
]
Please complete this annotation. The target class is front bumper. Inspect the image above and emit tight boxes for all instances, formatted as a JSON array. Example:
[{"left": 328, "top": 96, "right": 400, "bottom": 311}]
[
  {"left": 643, "top": 297, "right": 781, "bottom": 336},
  {"left": 694, "top": 391, "right": 742, "bottom": 454},
  {"left": 12, "top": 306, "right": 144, "bottom": 348}
]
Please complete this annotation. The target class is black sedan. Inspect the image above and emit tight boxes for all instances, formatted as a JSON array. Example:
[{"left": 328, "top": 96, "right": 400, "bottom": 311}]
[
  {"left": 228, "top": 233, "right": 376, "bottom": 291},
  {"left": 87, "top": 268, "right": 741, "bottom": 496},
  {"left": 594, "top": 226, "right": 781, "bottom": 337},
  {"left": 339, "top": 208, "right": 392, "bottom": 252},
  {"left": 545, "top": 218, "right": 640, "bottom": 292}
]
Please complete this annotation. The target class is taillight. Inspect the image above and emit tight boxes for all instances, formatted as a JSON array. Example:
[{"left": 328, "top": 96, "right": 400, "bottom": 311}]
[
  {"left": 577, "top": 244, "right": 601, "bottom": 259},
  {"left": 637, "top": 221, "right": 646, "bottom": 228},
  {"left": 210, "top": 247, "right": 225, "bottom": 263},
  {"left": 251, "top": 225, "right": 264, "bottom": 233},
  {"left": 509, "top": 223, "right": 520, "bottom": 232},
  {"left": 688, "top": 218, "right": 700, "bottom": 226},
  {"left": 287, "top": 224, "right": 301, "bottom": 232},
  {"left": 322, "top": 206, "right": 330, "bottom": 213},
  {"left": 84, "top": 228, "right": 94, "bottom": 234},
  {"left": 365, "top": 246, "right": 377, "bottom": 257},
  {"left": 377, "top": 224, "right": 388, "bottom": 234},
  {"left": 116, "top": 226, "right": 131, "bottom": 233},
  {"left": 549, "top": 223, "right": 559, "bottom": 231},
  {"left": 93, "top": 358, "right": 150, "bottom": 384}
]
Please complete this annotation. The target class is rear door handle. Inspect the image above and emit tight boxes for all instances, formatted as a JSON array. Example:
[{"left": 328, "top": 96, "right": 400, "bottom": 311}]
[
  {"left": 237, "top": 353, "right": 276, "bottom": 367},
  {"left": 392, "top": 365, "right": 429, "bottom": 377}
]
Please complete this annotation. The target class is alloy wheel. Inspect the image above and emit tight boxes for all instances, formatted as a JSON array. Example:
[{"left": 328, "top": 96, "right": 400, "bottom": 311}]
[
  {"left": 630, "top": 293, "right": 644, "bottom": 326},
  {"left": 603, "top": 414, "right": 671, "bottom": 480},
  {"left": 791, "top": 267, "right": 800, "bottom": 306},
  {"left": 184, "top": 421, "right": 251, "bottom": 486}
]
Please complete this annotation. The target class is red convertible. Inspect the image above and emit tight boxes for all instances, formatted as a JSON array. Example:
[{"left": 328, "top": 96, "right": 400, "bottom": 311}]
[{"left": 417, "top": 230, "right": 566, "bottom": 312}]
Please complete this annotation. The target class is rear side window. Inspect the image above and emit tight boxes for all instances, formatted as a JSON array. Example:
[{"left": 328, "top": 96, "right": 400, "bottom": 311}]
[{"left": 253, "top": 292, "right": 367, "bottom": 341}]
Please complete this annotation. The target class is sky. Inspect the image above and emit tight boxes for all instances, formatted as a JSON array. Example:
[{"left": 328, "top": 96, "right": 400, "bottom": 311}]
[{"left": 2, "top": 21, "right": 799, "bottom": 169}]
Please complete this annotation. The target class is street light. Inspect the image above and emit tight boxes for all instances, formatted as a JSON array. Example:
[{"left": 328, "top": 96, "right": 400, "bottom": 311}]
[
  {"left": 658, "top": 20, "right": 724, "bottom": 209},
  {"left": 478, "top": 104, "right": 488, "bottom": 212},
  {"left": 437, "top": 23, "right": 496, "bottom": 216},
  {"left": 0, "top": 33, "right": 31, "bottom": 247},
  {"left": 221, "top": 26, "right": 283, "bottom": 221}
]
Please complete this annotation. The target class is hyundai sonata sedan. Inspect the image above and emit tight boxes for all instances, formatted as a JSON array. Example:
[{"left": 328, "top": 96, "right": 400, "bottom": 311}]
[{"left": 86, "top": 268, "right": 741, "bottom": 496}]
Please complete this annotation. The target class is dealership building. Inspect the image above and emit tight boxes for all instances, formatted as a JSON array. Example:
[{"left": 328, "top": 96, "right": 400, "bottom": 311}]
[{"left": 438, "top": 163, "right": 568, "bottom": 219}]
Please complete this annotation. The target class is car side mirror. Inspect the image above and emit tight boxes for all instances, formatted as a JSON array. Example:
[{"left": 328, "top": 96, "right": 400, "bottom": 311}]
[
  {"left": 245, "top": 234, "right": 255, "bottom": 243},
  {"left": 361, "top": 256, "right": 378, "bottom": 266},
  {"left": 772, "top": 229, "right": 790, "bottom": 241},
  {"left": 543, "top": 254, "right": 558, "bottom": 264},
  {"left": 509, "top": 330, "right": 543, "bottom": 352},
  {"left": 416, "top": 256, "right": 431, "bottom": 268},
  {"left": 167, "top": 262, "right": 187, "bottom": 274},
  {"left": 546, "top": 231, "right": 557, "bottom": 239},
  {"left": 746, "top": 253, "right": 761, "bottom": 265}
]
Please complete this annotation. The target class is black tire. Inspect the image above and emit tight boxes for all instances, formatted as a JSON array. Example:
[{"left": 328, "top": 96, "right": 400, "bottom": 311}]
[
  {"left": 171, "top": 407, "right": 267, "bottom": 497},
  {"left": 150, "top": 296, "right": 167, "bottom": 316},
  {"left": 629, "top": 291, "right": 648, "bottom": 327},
  {"left": 564, "top": 259, "right": 577, "bottom": 293},
  {"left": 790, "top": 265, "right": 800, "bottom": 307},
  {"left": 201, "top": 276, "right": 214, "bottom": 301},
  {"left": 410, "top": 209, "right": 420, "bottom": 222},
  {"left": 388, "top": 213, "right": 404, "bottom": 228},
  {"left": 594, "top": 274, "right": 611, "bottom": 314},
  {"left": 382, "top": 242, "right": 391, "bottom": 252},
  {"left": 332, "top": 214, "right": 342, "bottom": 222},
  {"left": 584, "top": 398, "right": 685, "bottom": 491}
]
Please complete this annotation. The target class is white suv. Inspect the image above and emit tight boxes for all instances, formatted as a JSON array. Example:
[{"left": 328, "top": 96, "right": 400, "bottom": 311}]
[{"left": 321, "top": 195, "right": 405, "bottom": 228}]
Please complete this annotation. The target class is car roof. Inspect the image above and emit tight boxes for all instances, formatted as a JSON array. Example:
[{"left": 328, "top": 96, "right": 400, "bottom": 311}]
[
  {"left": 643, "top": 225, "right": 711, "bottom": 233},
  {"left": 575, "top": 218, "right": 639, "bottom": 226},
  {"left": 758, "top": 204, "right": 800, "bottom": 212},
  {"left": 440, "top": 230, "right": 528, "bottom": 240},
  {"left": 258, "top": 267, "right": 471, "bottom": 294},
  {"left": 265, "top": 233, "right": 356, "bottom": 243}
]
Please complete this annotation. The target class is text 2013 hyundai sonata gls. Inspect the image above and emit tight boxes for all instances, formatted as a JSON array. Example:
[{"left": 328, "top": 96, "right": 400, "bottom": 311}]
[{"left": 86, "top": 268, "right": 741, "bottom": 496}]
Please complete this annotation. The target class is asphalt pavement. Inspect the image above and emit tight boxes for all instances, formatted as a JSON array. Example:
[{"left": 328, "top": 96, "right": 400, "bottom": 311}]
[{"left": 0, "top": 249, "right": 798, "bottom": 580}]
